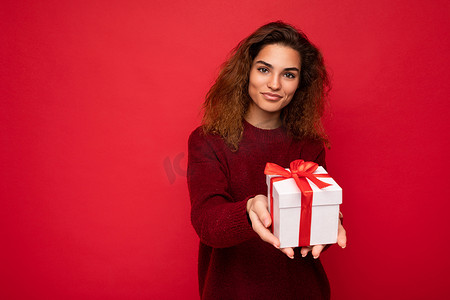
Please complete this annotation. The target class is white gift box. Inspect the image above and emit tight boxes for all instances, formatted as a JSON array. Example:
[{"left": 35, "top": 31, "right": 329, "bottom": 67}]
[{"left": 266, "top": 166, "right": 342, "bottom": 248}]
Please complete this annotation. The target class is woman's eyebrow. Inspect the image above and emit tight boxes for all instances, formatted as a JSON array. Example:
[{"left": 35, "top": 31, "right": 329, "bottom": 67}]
[
  {"left": 255, "top": 60, "right": 300, "bottom": 72},
  {"left": 255, "top": 60, "right": 273, "bottom": 68}
]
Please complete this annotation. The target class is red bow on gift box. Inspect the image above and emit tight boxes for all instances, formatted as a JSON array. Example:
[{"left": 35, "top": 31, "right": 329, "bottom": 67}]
[{"left": 264, "top": 159, "right": 331, "bottom": 247}]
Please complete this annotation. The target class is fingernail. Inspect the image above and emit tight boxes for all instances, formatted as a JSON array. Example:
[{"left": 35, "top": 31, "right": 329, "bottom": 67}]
[
  {"left": 273, "top": 244, "right": 279, "bottom": 249},
  {"left": 341, "top": 245, "right": 346, "bottom": 249},
  {"left": 289, "top": 255, "right": 294, "bottom": 259},
  {"left": 302, "top": 253, "right": 306, "bottom": 257},
  {"left": 313, "top": 256, "right": 319, "bottom": 259}
]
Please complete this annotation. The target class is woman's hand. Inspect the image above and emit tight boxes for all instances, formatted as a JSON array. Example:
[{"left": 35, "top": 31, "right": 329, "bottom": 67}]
[
  {"left": 247, "top": 194, "right": 347, "bottom": 259},
  {"left": 247, "top": 194, "right": 295, "bottom": 259},
  {"left": 300, "top": 218, "right": 347, "bottom": 259}
]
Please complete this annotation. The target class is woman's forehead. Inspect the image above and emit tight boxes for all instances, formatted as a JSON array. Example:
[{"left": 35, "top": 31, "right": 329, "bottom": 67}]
[{"left": 253, "top": 44, "right": 301, "bottom": 68}]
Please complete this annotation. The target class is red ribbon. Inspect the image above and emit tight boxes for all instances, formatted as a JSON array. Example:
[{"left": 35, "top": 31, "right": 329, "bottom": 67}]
[{"left": 264, "top": 160, "right": 331, "bottom": 246}]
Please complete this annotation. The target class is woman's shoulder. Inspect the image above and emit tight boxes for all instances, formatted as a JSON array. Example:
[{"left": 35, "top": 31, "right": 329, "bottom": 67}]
[
  {"left": 291, "top": 135, "right": 325, "bottom": 150},
  {"left": 188, "top": 126, "right": 226, "bottom": 152},
  {"left": 188, "top": 126, "right": 232, "bottom": 166},
  {"left": 188, "top": 126, "right": 203, "bottom": 141},
  {"left": 189, "top": 126, "right": 221, "bottom": 142}
]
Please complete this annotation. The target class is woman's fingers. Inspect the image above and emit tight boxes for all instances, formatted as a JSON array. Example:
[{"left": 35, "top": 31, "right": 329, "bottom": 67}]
[
  {"left": 337, "top": 219, "right": 347, "bottom": 249},
  {"left": 251, "top": 195, "right": 272, "bottom": 228},
  {"left": 248, "top": 210, "right": 279, "bottom": 248},
  {"left": 300, "top": 246, "right": 312, "bottom": 257},
  {"left": 276, "top": 219, "right": 346, "bottom": 260},
  {"left": 280, "top": 247, "right": 295, "bottom": 259},
  {"left": 247, "top": 195, "right": 337, "bottom": 260},
  {"left": 300, "top": 245, "right": 326, "bottom": 259},
  {"left": 311, "top": 244, "right": 325, "bottom": 259},
  {"left": 247, "top": 195, "right": 279, "bottom": 248}
]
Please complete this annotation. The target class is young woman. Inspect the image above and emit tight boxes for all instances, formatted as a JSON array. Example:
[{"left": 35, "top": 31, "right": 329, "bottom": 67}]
[{"left": 187, "top": 21, "right": 346, "bottom": 299}]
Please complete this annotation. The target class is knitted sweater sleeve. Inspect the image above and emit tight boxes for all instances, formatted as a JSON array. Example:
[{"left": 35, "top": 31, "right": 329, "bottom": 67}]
[{"left": 187, "top": 129, "right": 257, "bottom": 248}]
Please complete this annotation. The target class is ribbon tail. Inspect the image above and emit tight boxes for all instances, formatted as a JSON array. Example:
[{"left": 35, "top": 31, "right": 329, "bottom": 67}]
[
  {"left": 306, "top": 174, "right": 332, "bottom": 189},
  {"left": 299, "top": 197, "right": 312, "bottom": 246},
  {"left": 293, "top": 176, "right": 313, "bottom": 247}
]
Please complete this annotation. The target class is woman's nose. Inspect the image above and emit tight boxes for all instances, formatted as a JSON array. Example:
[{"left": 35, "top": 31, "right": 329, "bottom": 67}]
[{"left": 267, "top": 75, "right": 281, "bottom": 90}]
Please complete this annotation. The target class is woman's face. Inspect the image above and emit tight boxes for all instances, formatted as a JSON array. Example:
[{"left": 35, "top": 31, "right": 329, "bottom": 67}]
[{"left": 247, "top": 44, "right": 301, "bottom": 121}]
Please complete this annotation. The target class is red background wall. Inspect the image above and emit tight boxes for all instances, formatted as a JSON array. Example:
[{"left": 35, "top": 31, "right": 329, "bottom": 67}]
[{"left": 2, "top": 0, "right": 449, "bottom": 299}]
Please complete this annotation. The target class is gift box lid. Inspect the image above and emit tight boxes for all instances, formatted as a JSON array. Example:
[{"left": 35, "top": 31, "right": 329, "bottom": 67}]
[{"left": 267, "top": 166, "right": 342, "bottom": 209}]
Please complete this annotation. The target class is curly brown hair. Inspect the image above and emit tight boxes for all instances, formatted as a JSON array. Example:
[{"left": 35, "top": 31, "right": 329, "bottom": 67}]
[{"left": 202, "top": 21, "right": 330, "bottom": 150}]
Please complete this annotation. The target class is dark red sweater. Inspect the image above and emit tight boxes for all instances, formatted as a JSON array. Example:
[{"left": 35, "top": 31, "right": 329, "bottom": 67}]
[{"left": 187, "top": 120, "right": 330, "bottom": 299}]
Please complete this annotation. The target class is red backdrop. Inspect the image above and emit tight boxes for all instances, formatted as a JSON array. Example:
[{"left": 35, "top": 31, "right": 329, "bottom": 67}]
[{"left": 2, "top": 0, "right": 449, "bottom": 299}]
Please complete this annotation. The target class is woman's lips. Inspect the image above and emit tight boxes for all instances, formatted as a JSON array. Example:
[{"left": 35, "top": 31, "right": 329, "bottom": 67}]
[{"left": 261, "top": 92, "right": 283, "bottom": 101}]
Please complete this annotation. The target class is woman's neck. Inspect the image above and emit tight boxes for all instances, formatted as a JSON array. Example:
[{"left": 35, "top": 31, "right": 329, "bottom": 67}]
[{"left": 244, "top": 106, "right": 282, "bottom": 129}]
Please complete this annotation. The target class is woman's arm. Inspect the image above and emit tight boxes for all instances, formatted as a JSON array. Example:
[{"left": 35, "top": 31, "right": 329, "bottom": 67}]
[{"left": 187, "top": 129, "right": 256, "bottom": 248}]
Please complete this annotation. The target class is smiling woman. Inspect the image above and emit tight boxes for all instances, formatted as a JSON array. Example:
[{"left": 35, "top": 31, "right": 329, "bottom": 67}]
[
  {"left": 201, "top": 22, "right": 330, "bottom": 152},
  {"left": 247, "top": 44, "right": 301, "bottom": 129},
  {"left": 187, "top": 21, "right": 346, "bottom": 299}
]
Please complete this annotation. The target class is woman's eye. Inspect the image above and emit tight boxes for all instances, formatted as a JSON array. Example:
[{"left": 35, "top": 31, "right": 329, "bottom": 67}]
[
  {"left": 284, "top": 73, "right": 296, "bottom": 79},
  {"left": 257, "top": 67, "right": 269, "bottom": 73}
]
